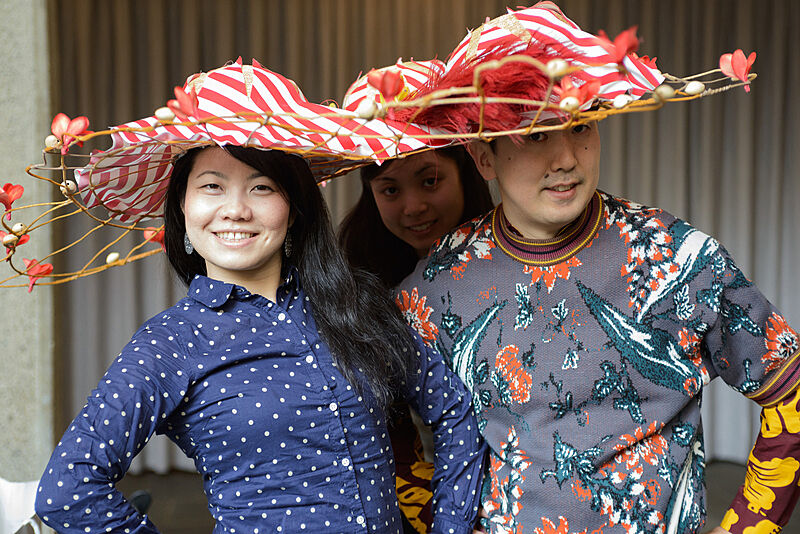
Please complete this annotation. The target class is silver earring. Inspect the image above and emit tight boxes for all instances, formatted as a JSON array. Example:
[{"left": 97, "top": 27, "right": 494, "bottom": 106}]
[
  {"left": 184, "top": 232, "right": 194, "bottom": 254},
  {"left": 283, "top": 233, "right": 292, "bottom": 257}
]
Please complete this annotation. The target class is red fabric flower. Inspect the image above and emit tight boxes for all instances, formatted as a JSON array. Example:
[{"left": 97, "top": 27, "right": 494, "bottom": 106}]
[
  {"left": 143, "top": 227, "right": 166, "bottom": 251},
  {"left": 719, "top": 49, "right": 756, "bottom": 92},
  {"left": 558, "top": 77, "right": 601, "bottom": 107},
  {"left": 596, "top": 27, "right": 640, "bottom": 64},
  {"left": 0, "top": 230, "right": 29, "bottom": 254},
  {"left": 22, "top": 258, "right": 53, "bottom": 292},
  {"left": 367, "top": 68, "right": 405, "bottom": 100},
  {"left": 51, "top": 113, "right": 92, "bottom": 154},
  {"left": 0, "top": 183, "right": 24, "bottom": 221},
  {"left": 631, "top": 53, "right": 658, "bottom": 69},
  {"left": 167, "top": 86, "right": 200, "bottom": 121}
]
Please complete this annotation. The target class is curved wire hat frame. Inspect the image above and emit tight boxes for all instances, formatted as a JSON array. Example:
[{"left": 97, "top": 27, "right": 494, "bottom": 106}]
[{"left": 0, "top": 53, "right": 755, "bottom": 291}]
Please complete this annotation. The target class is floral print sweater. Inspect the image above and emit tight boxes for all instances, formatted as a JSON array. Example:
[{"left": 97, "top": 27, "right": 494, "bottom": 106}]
[{"left": 397, "top": 191, "right": 800, "bottom": 534}]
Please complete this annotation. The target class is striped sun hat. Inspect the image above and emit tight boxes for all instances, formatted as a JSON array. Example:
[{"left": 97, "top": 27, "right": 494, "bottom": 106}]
[
  {"left": 386, "top": 1, "right": 667, "bottom": 134},
  {"left": 73, "top": 58, "right": 436, "bottom": 223}
]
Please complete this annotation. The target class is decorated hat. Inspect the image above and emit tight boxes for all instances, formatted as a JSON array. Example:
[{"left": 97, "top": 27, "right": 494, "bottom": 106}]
[
  {"left": 0, "top": 58, "right": 440, "bottom": 290},
  {"left": 0, "top": 4, "right": 757, "bottom": 291},
  {"left": 386, "top": 1, "right": 755, "bottom": 138}
]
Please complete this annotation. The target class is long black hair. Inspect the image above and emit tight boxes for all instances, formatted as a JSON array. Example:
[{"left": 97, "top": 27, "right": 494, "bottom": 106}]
[
  {"left": 338, "top": 145, "right": 494, "bottom": 288},
  {"left": 164, "top": 145, "right": 418, "bottom": 409}
]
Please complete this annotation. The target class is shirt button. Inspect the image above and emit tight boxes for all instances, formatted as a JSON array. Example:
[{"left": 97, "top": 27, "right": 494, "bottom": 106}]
[
  {"left": 356, "top": 515, "right": 365, "bottom": 525},
  {"left": 329, "top": 402, "right": 338, "bottom": 412},
  {"left": 341, "top": 458, "right": 350, "bottom": 467}
]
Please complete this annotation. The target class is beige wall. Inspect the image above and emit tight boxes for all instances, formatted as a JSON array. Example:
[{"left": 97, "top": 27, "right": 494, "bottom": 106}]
[{"left": 0, "top": 0, "right": 54, "bottom": 482}]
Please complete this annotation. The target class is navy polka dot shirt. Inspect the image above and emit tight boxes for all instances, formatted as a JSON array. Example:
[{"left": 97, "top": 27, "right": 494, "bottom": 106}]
[{"left": 36, "top": 272, "right": 485, "bottom": 533}]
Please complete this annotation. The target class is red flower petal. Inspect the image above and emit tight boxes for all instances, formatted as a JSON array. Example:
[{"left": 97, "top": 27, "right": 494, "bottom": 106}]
[
  {"left": 731, "top": 50, "right": 749, "bottom": 80},
  {"left": 66, "top": 116, "right": 90, "bottom": 137},
  {"left": 719, "top": 53, "right": 734, "bottom": 78},
  {"left": 719, "top": 49, "right": 756, "bottom": 92},
  {"left": 0, "top": 183, "right": 24, "bottom": 215},
  {"left": 174, "top": 86, "right": 199, "bottom": 118},
  {"left": 597, "top": 27, "right": 639, "bottom": 64},
  {"left": 366, "top": 69, "right": 383, "bottom": 91},
  {"left": 0, "top": 192, "right": 10, "bottom": 212},
  {"left": 613, "top": 26, "right": 640, "bottom": 60},
  {"left": 23, "top": 258, "right": 53, "bottom": 292},
  {"left": 51, "top": 113, "right": 70, "bottom": 137},
  {"left": 367, "top": 69, "right": 405, "bottom": 100},
  {"left": 166, "top": 99, "right": 187, "bottom": 121}
]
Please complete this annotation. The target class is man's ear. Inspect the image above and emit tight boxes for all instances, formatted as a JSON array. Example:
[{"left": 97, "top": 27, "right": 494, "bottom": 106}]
[{"left": 466, "top": 141, "right": 498, "bottom": 182}]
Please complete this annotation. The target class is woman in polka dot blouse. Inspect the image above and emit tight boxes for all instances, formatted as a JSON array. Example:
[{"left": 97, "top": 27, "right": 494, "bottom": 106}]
[{"left": 35, "top": 65, "right": 486, "bottom": 533}]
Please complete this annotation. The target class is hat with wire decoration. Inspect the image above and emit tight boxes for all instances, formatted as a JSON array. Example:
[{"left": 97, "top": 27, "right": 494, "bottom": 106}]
[
  {"left": 0, "top": 57, "right": 443, "bottom": 290},
  {"left": 69, "top": 57, "right": 441, "bottom": 223},
  {"left": 386, "top": 1, "right": 756, "bottom": 138}
]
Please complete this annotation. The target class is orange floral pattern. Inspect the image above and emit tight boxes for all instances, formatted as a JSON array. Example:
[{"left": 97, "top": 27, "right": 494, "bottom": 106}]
[
  {"left": 762, "top": 313, "right": 799, "bottom": 373},
  {"left": 494, "top": 345, "right": 533, "bottom": 404},
  {"left": 533, "top": 515, "right": 587, "bottom": 534},
  {"left": 524, "top": 257, "right": 582, "bottom": 293},
  {"left": 396, "top": 287, "right": 439, "bottom": 345}
]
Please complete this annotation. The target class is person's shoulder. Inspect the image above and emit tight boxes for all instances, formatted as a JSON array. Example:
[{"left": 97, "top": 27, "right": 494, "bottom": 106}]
[
  {"left": 601, "top": 191, "right": 735, "bottom": 274},
  {"left": 128, "top": 296, "right": 199, "bottom": 354},
  {"left": 409, "top": 211, "right": 496, "bottom": 285},
  {"left": 600, "top": 191, "right": 709, "bottom": 236}
]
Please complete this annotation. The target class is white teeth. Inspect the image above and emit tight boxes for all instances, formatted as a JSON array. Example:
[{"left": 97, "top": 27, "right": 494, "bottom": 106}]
[
  {"left": 217, "top": 231, "right": 254, "bottom": 241},
  {"left": 551, "top": 184, "right": 574, "bottom": 192},
  {"left": 409, "top": 222, "right": 434, "bottom": 231}
]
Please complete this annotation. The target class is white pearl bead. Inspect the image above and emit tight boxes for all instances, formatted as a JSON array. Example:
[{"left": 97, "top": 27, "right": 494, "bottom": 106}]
[
  {"left": 105, "top": 252, "right": 120, "bottom": 264},
  {"left": 59, "top": 180, "right": 77, "bottom": 196},
  {"left": 654, "top": 85, "right": 676, "bottom": 100},
  {"left": 355, "top": 98, "right": 378, "bottom": 120},
  {"left": 559, "top": 96, "right": 580, "bottom": 112},
  {"left": 545, "top": 59, "right": 569, "bottom": 79},
  {"left": 155, "top": 107, "right": 175, "bottom": 122},
  {"left": 613, "top": 94, "right": 633, "bottom": 109},
  {"left": 11, "top": 223, "right": 25, "bottom": 234},
  {"left": 684, "top": 81, "right": 705, "bottom": 95},
  {"left": 45, "top": 135, "right": 60, "bottom": 149}
]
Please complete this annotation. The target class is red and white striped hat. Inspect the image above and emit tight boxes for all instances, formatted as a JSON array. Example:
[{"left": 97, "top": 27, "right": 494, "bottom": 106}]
[
  {"left": 387, "top": 1, "right": 667, "bottom": 134},
  {"left": 342, "top": 59, "right": 446, "bottom": 113},
  {"left": 446, "top": 1, "right": 663, "bottom": 102},
  {"left": 74, "top": 58, "right": 436, "bottom": 222}
]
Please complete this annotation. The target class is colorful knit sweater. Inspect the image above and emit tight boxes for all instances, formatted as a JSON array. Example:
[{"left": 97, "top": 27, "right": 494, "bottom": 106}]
[{"left": 397, "top": 191, "right": 800, "bottom": 534}]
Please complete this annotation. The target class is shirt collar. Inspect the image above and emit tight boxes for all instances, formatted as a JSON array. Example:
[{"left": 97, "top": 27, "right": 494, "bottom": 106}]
[
  {"left": 187, "top": 265, "right": 301, "bottom": 308},
  {"left": 187, "top": 275, "right": 236, "bottom": 308}
]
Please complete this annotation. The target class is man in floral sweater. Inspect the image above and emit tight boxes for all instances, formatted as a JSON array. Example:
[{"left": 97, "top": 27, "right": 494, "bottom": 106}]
[{"left": 394, "top": 3, "right": 799, "bottom": 534}]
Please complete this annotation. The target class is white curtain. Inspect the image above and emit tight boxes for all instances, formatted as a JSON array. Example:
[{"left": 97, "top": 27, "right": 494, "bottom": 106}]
[{"left": 49, "top": 0, "right": 799, "bottom": 473}]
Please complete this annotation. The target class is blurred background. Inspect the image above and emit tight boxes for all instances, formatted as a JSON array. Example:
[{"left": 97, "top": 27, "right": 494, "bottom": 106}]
[{"left": 1, "top": 0, "right": 798, "bottom": 532}]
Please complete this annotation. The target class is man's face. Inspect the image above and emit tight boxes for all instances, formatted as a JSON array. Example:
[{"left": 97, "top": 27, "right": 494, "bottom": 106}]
[{"left": 469, "top": 122, "right": 601, "bottom": 239}]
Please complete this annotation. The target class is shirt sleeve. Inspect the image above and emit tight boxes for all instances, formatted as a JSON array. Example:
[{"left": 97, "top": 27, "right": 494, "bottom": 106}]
[
  {"left": 400, "top": 330, "right": 486, "bottom": 534},
  {"left": 697, "top": 246, "right": 800, "bottom": 533},
  {"left": 35, "top": 321, "right": 191, "bottom": 534},
  {"left": 721, "top": 385, "right": 800, "bottom": 534}
]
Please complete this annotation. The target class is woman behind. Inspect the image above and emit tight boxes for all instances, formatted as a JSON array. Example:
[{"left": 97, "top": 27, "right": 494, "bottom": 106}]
[
  {"left": 338, "top": 145, "right": 493, "bottom": 534},
  {"left": 35, "top": 61, "right": 484, "bottom": 534},
  {"left": 339, "top": 145, "right": 494, "bottom": 288}
]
